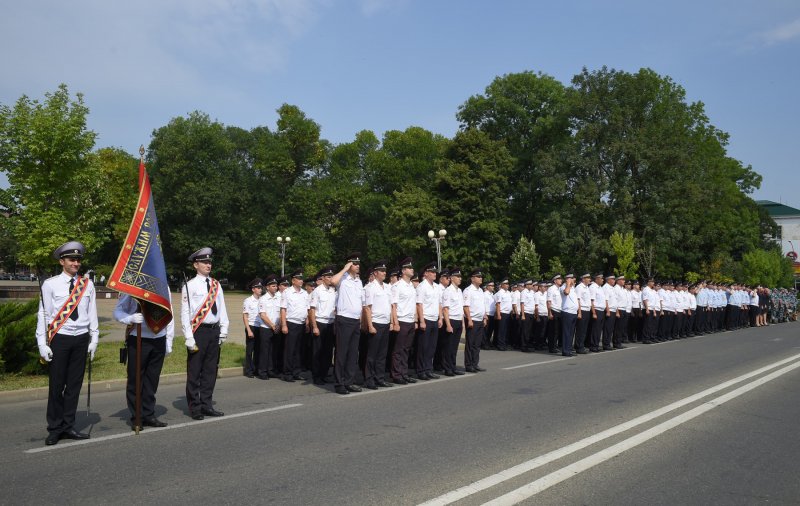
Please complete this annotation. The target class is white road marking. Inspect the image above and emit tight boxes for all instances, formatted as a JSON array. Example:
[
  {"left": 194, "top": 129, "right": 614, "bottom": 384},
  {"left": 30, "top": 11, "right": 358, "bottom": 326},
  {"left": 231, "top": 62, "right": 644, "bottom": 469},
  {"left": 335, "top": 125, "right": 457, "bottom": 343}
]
[
  {"left": 484, "top": 359, "right": 800, "bottom": 505},
  {"left": 418, "top": 352, "right": 800, "bottom": 505},
  {"left": 25, "top": 403, "right": 303, "bottom": 454}
]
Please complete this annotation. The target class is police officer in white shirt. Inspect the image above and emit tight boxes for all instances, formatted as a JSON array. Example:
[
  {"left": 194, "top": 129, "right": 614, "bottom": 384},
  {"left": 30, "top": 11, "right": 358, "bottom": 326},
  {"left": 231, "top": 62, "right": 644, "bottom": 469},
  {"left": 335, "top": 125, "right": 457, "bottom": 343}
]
[
  {"left": 257, "top": 275, "right": 281, "bottom": 379},
  {"left": 602, "top": 273, "right": 618, "bottom": 349},
  {"left": 574, "top": 273, "right": 592, "bottom": 353},
  {"left": 37, "top": 241, "right": 99, "bottom": 445},
  {"left": 332, "top": 252, "right": 365, "bottom": 394},
  {"left": 589, "top": 273, "right": 607, "bottom": 352},
  {"left": 483, "top": 281, "right": 496, "bottom": 349},
  {"left": 309, "top": 266, "right": 336, "bottom": 385},
  {"left": 560, "top": 274, "right": 580, "bottom": 356},
  {"left": 242, "top": 278, "right": 264, "bottom": 378},
  {"left": 494, "top": 278, "right": 513, "bottom": 351},
  {"left": 441, "top": 267, "right": 466, "bottom": 376},
  {"left": 641, "top": 278, "right": 660, "bottom": 344},
  {"left": 534, "top": 281, "right": 550, "bottom": 350},
  {"left": 416, "top": 262, "right": 442, "bottom": 380},
  {"left": 546, "top": 275, "right": 564, "bottom": 353},
  {"left": 181, "top": 247, "right": 229, "bottom": 419},
  {"left": 363, "top": 260, "right": 394, "bottom": 389},
  {"left": 519, "top": 279, "right": 536, "bottom": 352},
  {"left": 280, "top": 269, "right": 309, "bottom": 383},
  {"left": 390, "top": 257, "right": 418, "bottom": 384},
  {"left": 463, "top": 269, "right": 488, "bottom": 372},
  {"left": 614, "top": 276, "right": 631, "bottom": 345}
]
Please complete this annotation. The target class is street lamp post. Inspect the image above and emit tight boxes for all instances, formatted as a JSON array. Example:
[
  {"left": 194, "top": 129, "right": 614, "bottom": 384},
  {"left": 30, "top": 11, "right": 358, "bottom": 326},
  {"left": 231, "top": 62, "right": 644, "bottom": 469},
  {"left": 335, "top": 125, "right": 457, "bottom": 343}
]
[
  {"left": 277, "top": 236, "right": 291, "bottom": 277},
  {"left": 427, "top": 229, "right": 447, "bottom": 272}
]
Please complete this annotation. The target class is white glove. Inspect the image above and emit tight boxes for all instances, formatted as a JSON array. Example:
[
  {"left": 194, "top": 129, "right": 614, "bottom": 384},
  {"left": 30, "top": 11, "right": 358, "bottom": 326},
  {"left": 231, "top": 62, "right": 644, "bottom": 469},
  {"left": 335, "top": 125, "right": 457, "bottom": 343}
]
[
  {"left": 87, "top": 341, "right": 98, "bottom": 361},
  {"left": 38, "top": 344, "right": 53, "bottom": 362},
  {"left": 185, "top": 336, "right": 196, "bottom": 350},
  {"left": 129, "top": 313, "right": 144, "bottom": 324},
  {"left": 218, "top": 334, "right": 227, "bottom": 346},
  {"left": 166, "top": 340, "right": 173, "bottom": 355}
]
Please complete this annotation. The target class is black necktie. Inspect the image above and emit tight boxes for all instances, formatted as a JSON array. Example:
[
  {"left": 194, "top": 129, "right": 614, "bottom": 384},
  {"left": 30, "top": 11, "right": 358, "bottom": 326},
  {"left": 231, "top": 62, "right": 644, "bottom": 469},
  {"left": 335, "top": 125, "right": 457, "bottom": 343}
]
[
  {"left": 206, "top": 278, "right": 217, "bottom": 315},
  {"left": 69, "top": 278, "right": 79, "bottom": 321}
]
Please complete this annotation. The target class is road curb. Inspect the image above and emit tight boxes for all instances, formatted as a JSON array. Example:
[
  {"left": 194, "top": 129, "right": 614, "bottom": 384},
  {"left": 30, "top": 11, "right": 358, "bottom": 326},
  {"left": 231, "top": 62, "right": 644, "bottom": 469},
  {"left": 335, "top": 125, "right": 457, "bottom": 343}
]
[{"left": 0, "top": 367, "right": 244, "bottom": 404}]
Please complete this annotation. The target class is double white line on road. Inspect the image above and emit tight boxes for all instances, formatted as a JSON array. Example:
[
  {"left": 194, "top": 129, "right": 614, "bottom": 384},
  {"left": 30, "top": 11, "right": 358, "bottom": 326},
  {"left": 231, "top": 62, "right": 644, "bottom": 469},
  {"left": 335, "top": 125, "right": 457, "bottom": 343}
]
[
  {"left": 420, "top": 352, "right": 800, "bottom": 506},
  {"left": 25, "top": 403, "right": 302, "bottom": 454}
]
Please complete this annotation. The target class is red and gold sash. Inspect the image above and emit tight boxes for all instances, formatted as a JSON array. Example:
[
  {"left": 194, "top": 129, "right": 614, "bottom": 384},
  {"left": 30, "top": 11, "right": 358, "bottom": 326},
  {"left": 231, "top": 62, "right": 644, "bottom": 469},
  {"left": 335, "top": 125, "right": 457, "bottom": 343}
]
[
  {"left": 191, "top": 278, "right": 219, "bottom": 332},
  {"left": 47, "top": 277, "right": 89, "bottom": 344}
]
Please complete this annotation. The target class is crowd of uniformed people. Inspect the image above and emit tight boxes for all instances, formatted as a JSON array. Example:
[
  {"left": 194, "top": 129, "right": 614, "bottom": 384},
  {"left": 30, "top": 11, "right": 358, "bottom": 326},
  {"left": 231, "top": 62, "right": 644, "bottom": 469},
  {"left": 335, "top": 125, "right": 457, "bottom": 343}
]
[{"left": 34, "top": 241, "right": 797, "bottom": 445}]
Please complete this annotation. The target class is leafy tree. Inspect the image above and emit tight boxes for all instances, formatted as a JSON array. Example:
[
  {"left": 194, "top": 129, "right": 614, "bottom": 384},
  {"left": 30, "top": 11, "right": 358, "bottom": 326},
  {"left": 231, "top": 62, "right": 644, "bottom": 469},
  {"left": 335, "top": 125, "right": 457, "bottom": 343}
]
[
  {"left": 609, "top": 231, "right": 638, "bottom": 278},
  {"left": 0, "top": 84, "right": 110, "bottom": 268},
  {"left": 544, "top": 256, "right": 565, "bottom": 279},
  {"left": 508, "top": 236, "right": 541, "bottom": 280},
  {"left": 740, "top": 248, "right": 794, "bottom": 287}
]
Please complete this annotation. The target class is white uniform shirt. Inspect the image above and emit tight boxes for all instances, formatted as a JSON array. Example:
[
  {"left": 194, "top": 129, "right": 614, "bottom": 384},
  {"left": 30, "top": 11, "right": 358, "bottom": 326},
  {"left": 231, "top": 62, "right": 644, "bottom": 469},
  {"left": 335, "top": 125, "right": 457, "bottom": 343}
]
[
  {"left": 688, "top": 292, "right": 698, "bottom": 310},
  {"left": 310, "top": 285, "right": 336, "bottom": 324},
  {"left": 336, "top": 272, "right": 364, "bottom": 319},
  {"left": 281, "top": 286, "right": 309, "bottom": 324},
  {"left": 547, "top": 284, "right": 563, "bottom": 313},
  {"left": 620, "top": 287, "right": 633, "bottom": 312},
  {"left": 243, "top": 294, "right": 263, "bottom": 327},
  {"left": 511, "top": 290, "right": 521, "bottom": 314},
  {"left": 575, "top": 283, "right": 592, "bottom": 311},
  {"left": 642, "top": 286, "right": 660, "bottom": 312},
  {"left": 605, "top": 283, "right": 620, "bottom": 311},
  {"left": 443, "top": 284, "right": 464, "bottom": 321},
  {"left": 485, "top": 291, "right": 497, "bottom": 316},
  {"left": 364, "top": 280, "right": 391, "bottom": 324},
  {"left": 629, "top": 289, "right": 641, "bottom": 310},
  {"left": 36, "top": 272, "right": 100, "bottom": 346},
  {"left": 392, "top": 278, "right": 417, "bottom": 323},
  {"left": 521, "top": 288, "right": 536, "bottom": 315},
  {"left": 258, "top": 291, "right": 281, "bottom": 328},
  {"left": 181, "top": 273, "right": 229, "bottom": 338},
  {"left": 464, "top": 284, "right": 487, "bottom": 321},
  {"left": 535, "top": 290, "right": 549, "bottom": 317},
  {"left": 416, "top": 279, "right": 441, "bottom": 321},
  {"left": 561, "top": 285, "right": 579, "bottom": 314},
  {"left": 495, "top": 288, "right": 513, "bottom": 314},
  {"left": 749, "top": 291, "right": 759, "bottom": 306}
]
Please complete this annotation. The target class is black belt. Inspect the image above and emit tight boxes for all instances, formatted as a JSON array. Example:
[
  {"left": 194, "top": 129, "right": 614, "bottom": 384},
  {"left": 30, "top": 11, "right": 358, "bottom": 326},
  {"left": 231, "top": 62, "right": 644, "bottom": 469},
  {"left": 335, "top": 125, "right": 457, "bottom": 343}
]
[{"left": 198, "top": 323, "right": 220, "bottom": 329}]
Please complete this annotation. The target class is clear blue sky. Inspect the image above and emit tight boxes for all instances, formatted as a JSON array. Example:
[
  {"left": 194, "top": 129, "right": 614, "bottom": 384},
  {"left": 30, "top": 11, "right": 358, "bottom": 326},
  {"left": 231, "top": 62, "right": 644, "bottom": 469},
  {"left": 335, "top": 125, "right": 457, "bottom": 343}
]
[{"left": 1, "top": 0, "right": 798, "bottom": 206}]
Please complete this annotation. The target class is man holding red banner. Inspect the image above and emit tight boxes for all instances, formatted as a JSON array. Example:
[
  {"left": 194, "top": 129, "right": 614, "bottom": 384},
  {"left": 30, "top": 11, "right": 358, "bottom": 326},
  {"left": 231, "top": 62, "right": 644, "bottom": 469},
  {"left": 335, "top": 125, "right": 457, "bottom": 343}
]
[
  {"left": 181, "top": 247, "right": 229, "bottom": 420},
  {"left": 35, "top": 241, "right": 99, "bottom": 446}
]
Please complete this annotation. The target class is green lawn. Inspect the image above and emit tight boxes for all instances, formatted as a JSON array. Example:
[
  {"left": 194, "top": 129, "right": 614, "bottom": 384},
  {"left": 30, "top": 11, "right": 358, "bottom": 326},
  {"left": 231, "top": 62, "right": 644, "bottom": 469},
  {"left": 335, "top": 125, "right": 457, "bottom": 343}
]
[{"left": 0, "top": 337, "right": 245, "bottom": 391}]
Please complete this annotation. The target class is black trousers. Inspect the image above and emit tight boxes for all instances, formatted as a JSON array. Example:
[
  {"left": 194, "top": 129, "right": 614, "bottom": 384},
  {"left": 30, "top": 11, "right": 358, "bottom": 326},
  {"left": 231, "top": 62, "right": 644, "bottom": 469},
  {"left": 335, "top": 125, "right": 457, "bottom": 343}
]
[
  {"left": 532, "top": 315, "right": 547, "bottom": 349},
  {"left": 364, "top": 322, "right": 390, "bottom": 386},
  {"left": 603, "top": 312, "right": 617, "bottom": 347},
  {"left": 244, "top": 325, "right": 260, "bottom": 375},
  {"left": 547, "top": 311, "right": 562, "bottom": 351},
  {"left": 283, "top": 321, "right": 305, "bottom": 377},
  {"left": 186, "top": 326, "right": 220, "bottom": 415},
  {"left": 334, "top": 315, "right": 360, "bottom": 387},
  {"left": 482, "top": 316, "right": 495, "bottom": 349},
  {"left": 126, "top": 335, "right": 166, "bottom": 419},
  {"left": 615, "top": 311, "right": 629, "bottom": 343},
  {"left": 391, "top": 321, "right": 415, "bottom": 380},
  {"left": 494, "top": 313, "right": 510, "bottom": 350},
  {"left": 416, "top": 319, "right": 438, "bottom": 375},
  {"left": 591, "top": 312, "right": 606, "bottom": 349},
  {"left": 257, "top": 327, "right": 275, "bottom": 377},
  {"left": 575, "top": 310, "right": 591, "bottom": 351},
  {"left": 465, "top": 320, "right": 484, "bottom": 369},
  {"left": 47, "top": 332, "right": 89, "bottom": 434},
  {"left": 442, "top": 320, "right": 463, "bottom": 373},
  {"left": 561, "top": 312, "right": 577, "bottom": 355},
  {"left": 312, "top": 321, "right": 335, "bottom": 382},
  {"left": 644, "top": 311, "right": 658, "bottom": 341},
  {"left": 521, "top": 313, "right": 535, "bottom": 349}
]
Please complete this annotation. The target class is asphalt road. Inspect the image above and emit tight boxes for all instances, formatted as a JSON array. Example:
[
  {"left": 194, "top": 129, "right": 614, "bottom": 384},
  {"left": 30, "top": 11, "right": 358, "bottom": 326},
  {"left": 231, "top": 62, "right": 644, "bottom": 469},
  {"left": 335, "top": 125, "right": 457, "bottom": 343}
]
[{"left": 1, "top": 322, "right": 798, "bottom": 505}]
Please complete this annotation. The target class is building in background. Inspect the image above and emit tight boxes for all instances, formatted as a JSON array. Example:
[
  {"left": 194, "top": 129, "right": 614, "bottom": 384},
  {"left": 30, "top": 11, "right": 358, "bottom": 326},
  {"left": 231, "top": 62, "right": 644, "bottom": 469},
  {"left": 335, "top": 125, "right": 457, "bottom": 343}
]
[{"left": 758, "top": 200, "right": 800, "bottom": 279}]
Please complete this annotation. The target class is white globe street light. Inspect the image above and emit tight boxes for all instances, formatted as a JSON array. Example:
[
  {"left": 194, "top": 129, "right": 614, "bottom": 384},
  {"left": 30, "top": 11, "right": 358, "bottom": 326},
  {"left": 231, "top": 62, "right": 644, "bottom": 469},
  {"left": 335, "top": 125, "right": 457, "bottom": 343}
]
[
  {"left": 427, "top": 229, "right": 447, "bottom": 272},
  {"left": 277, "top": 236, "right": 291, "bottom": 276}
]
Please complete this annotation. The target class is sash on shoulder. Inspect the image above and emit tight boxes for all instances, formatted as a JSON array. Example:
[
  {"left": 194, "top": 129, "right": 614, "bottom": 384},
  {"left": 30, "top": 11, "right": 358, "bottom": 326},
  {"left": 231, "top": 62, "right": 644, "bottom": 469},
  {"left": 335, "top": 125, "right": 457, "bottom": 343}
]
[
  {"left": 191, "top": 278, "right": 219, "bottom": 332},
  {"left": 47, "top": 277, "right": 89, "bottom": 344}
]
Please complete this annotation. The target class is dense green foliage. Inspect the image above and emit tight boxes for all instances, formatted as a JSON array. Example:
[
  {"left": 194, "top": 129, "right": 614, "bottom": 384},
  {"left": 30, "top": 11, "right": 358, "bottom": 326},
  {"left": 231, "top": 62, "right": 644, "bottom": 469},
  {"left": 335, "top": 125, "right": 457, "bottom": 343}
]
[
  {"left": 0, "top": 68, "right": 793, "bottom": 286},
  {"left": 0, "top": 299, "right": 42, "bottom": 374}
]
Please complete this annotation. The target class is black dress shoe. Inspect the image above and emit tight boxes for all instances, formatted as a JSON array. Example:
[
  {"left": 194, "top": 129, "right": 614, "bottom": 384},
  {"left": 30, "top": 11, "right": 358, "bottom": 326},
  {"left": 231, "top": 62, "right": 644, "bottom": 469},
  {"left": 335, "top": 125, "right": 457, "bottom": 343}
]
[
  {"left": 45, "top": 432, "right": 61, "bottom": 446},
  {"left": 62, "top": 428, "right": 90, "bottom": 440},
  {"left": 392, "top": 378, "right": 407, "bottom": 385},
  {"left": 453, "top": 370, "right": 465, "bottom": 375},
  {"left": 404, "top": 376, "right": 417, "bottom": 384},
  {"left": 293, "top": 374, "right": 306, "bottom": 381},
  {"left": 245, "top": 372, "right": 254, "bottom": 378},
  {"left": 313, "top": 379, "right": 326, "bottom": 385},
  {"left": 143, "top": 417, "right": 167, "bottom": 428},
  {"left": 427, "top": 372, "right": 440, "bottom": 379},
  {"left": 191, "top": 412, "right": 204, "bottom": 420},
  {"left": 282, "top": 376, "right": 295, "bottom": 383},
  {"left": 614, "top": 345, "right": 626, "bottom": 349},
  {"left": 417, "top": 374, "right": 430, "bottom": 381},
  {"left": 474, "top": 366, "right": 486, "bottom": 372},
  {"left": 465, "top": 367, "right": 477, "bottom": 372},
  {"left": 201, "top": 408, "right": 224, "bottom": 417},
  {"left": 335, "top": 386, "right": 350, "bottom": 395},
  {"left": 377, "top": 380, "right": 394, "bottom": 387},
  {"left": 603, "top": 346, "right": 613, "bottom": 351},
  {"left": 444, "top": 371, "right": 455, "bottom": 377},
  {"left": 364, "top": 383, "right": 379, "bottom": 390},
  {"left": 346, "top": 385, "right": 363, "bottom": 392},
  {"left": 549, "top": 349, "right": 559, "bottom": 354},
  {"left": 577, "top": 349, "right": 589, "bottom": 354},
  {"left": 258, "top": 375, "right": 269, "bottom": 380}
]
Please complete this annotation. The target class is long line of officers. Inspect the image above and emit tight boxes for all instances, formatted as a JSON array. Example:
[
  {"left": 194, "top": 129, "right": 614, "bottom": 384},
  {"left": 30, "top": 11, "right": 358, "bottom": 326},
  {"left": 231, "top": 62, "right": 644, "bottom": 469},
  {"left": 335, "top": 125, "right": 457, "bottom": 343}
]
[{"left": 34, "top": 240, "right": 785, "bottom": 445}]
